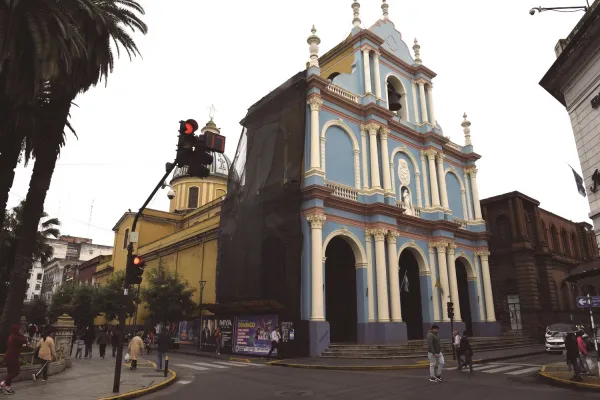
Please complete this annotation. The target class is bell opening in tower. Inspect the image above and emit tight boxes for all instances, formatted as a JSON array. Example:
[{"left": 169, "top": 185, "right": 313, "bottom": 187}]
[{"left": 386, "top": 76, "right": 409, "bottom": 120}]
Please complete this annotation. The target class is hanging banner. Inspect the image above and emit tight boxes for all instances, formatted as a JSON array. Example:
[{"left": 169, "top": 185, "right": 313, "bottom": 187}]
[{"left": 234, "top": 315, "right": 278, "bottom": 356}]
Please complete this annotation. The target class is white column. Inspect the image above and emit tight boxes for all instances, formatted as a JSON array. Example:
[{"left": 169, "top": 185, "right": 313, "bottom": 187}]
[
  {"left": 373, "top": 229, "right": 390, "bottom": 322},
  {"left": 436, "top": 243, "right": 450, "bottom": 322},
  {"left": 464, "top": 171, "right": 473, "bottom": 221},
  {"left": 429, "top": 243, "right": 441, "bottom": 321},
  {"left": 308, "top": 97, "right": 323, "bottom": 171},
  {"left": 411, "top": 81, "right": 419, "bottom": 124},
  {"left": 426, "top": 150, "right": 441, "bottom": 208},
  {"left": 360, "top": 126, "right": 369, "bottom": 190},
  {"left": 478, "top": 251, "right": 496, "bottom": 322},
  {"left": 380, "top": 127, "right": 392, "bottom": 195},
  {"left": 415, "top": 172, "right": 423, "bottom": 208},
  {"left": 353, "top": 149, "right": 361, "bottom": 190},
  {"left": 469, "top": 168, "right": 483, "bottom": 220},
  {"left": 418, "top": 80, "right": 429, "bottom": 124},
  {"left": 368, "top": 124, "right": 381, "bottom": 189},
  {"left": 307, "top": 214, "right": 326, "bottom": 320},
  {"left": 446, "top": 243, "right": 462, "bottom": 321},
  {"left": 460, "top": 189, "right": 468, "bottom": 221},
  {"left": 474, "top": 255, "right": 485, "bottom": 322},
  {"left": 365, "top": 230, "right": 375, "bottom": 322},
  {"left": 436, "top": 153, "right": 449, "bottom": 210},
  {"left": 363, "top": 49, "right": 372, "bottom": 95},
  {"left": 420, "top": 151, "right": 430, "bottom": 208},
  {"left": 426, "top": 84, "right": 436, "bottom": 127},
  {"left": 387, "top": 231, "right": 401, "bottom": 322},
  {"left": 373, "top": 52, "right": 382, "bottom": 99}
]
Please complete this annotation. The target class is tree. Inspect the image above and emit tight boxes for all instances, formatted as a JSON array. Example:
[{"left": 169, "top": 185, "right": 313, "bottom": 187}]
[
  {"left": 49, "top": 282, "right": 101, "bottom": 326},
  {"left": 48, "top": 283, "right": 76, "bottom": 323},
  {"left": 141, "top": 260, "right": 197, "bottom": 326},
  {"left": 0, "top": 0, "right": 147, "bottom": 350},
  {"left": 22, "top": 298, "right": 49, "bottom": 326},
  {"left": 0, "top": 201, "right": 60, "bottom": 310},
  {"left": 97, "top": 271, "right": 137, "bottom": 322}
]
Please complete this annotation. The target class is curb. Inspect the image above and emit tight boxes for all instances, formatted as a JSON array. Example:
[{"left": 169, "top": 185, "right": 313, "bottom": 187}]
[
  {"left": 267, "top": 350, "right": 547, "bottom": 371},
  {"left": 538, "top": 364, "right": 600, "bottom": 392},
  {"left": 96, "top": 368, "right": 177, "bottom": 400}
]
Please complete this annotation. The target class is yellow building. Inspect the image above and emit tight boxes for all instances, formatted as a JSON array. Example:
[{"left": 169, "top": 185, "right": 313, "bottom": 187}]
[{"left": 102, "top": 118, "right": 230, "bottom": 327}]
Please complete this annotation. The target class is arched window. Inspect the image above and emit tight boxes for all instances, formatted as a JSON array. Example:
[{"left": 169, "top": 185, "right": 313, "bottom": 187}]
[
  {"left": 542, "top": 221, "right": 548, "bottom": 244},
  {"left": 561, "top": 229, "right": 570, "bottom": 255},
  {"left": 550, "top": 225, "right": 559, "bottom": 252},
  {"left": 123, "top": 228, "right": 129, "bottom": 249},
  {"left": 386, "top": 75, "right": 409, "bottom": 121},
  {"left": 496, "top": 215, "right": 511, "bottom": 243},
  {"left": 188, "top": 187, "right": 199, "bottom": 209},
  {"left": 571, "top": 233, "right": 580, "bottom": 258}
]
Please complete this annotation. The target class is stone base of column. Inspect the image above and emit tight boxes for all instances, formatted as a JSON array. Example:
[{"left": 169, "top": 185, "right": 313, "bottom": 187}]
[
  {"left": 468, "top": 219, "right": 486, "bottom": 225},
  {"left": 305, "top": 168, "right": 325, "bottom": 178},
  {"left": 371, "top": 322, "right": 407, "bottom": 344},
  {"left": 308, "top": 320, "right": 331, "bottom": 357},
  {"left": 471, "top": 321, "right": 502, "bottom": 338}
]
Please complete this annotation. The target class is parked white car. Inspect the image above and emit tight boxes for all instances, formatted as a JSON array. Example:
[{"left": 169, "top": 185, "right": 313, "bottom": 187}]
[{"left": 545, "top": 323, "right": 588, "bottom": 352}]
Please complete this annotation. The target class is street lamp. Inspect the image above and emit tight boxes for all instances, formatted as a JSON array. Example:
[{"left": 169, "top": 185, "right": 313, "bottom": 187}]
[
  {"left": 529, "top": 3, "right": 589, "bottom": 15},
  {"left": 197, "top": 280, "right": 207, "bottom": 352}
]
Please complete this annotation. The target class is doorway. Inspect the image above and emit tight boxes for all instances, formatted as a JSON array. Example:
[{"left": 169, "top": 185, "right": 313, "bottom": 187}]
[
  {"left": 455, "top": 259, "right": 473, "bottom": 336},
  {"left": 506, "top": 294, "right": 522, "bottom": 331},
  {"left": 399, "top": 250, "right": 423, "bottom": 339},
  {"left": 325, "top": 236, "right": 357, "bottom": 343}
]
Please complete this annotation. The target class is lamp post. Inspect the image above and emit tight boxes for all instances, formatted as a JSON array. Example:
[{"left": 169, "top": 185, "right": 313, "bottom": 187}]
[
  {"left": 529, "top": 3, "right": 589, "bottom": 15},
  {"left": 197, "top": 280, "right": 207, "bottom": 352}
]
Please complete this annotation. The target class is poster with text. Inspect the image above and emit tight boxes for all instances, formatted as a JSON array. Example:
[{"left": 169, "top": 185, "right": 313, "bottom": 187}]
[
  {"left": 178, "top": 321, "right": 195, "bottom": 345},
  {"left": 200, "top": 317, "right": 216, "bottom": 350},
  {"left": 234, "top": 315, "right": 278, "bottom": 356},
  {"left": 217, "top": 318, "right": 233, "bottom": 353}
]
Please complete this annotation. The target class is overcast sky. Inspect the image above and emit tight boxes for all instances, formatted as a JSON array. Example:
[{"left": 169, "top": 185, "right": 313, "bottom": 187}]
[{"left": 6, "top": 0, "right": 591, "bottom": 246}]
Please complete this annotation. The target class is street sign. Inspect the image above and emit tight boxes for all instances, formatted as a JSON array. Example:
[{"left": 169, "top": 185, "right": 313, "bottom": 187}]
[{"left": 576, "top": 296, "right": 600, "bottom": 308}]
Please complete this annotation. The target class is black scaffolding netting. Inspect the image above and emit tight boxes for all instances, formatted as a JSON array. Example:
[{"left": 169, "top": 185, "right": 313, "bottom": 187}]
[{"left": 216, "top": 71, "right": 307, "bottom": 319}]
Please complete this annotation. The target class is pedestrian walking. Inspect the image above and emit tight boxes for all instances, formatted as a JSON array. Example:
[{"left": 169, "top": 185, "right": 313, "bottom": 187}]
[
  {"left": 111, "top": 327, "right": 120, "bottom": 358},
  {"left": 75, "top": 333, "right": 85, "bottom": 359},
  {"left": 32, "top": 329, "right": 56, "bottom": 382},
  {"left": 70, "top": 330, "right": 77, "bottom": 356},
  {"left": 98, "top": 329, "right": 109, "bottom": 359},
  {"left": 0, "top": 324, "right": 28, "bottom": 394},
  {"left": 267, "top": 327, "right": 281, "bottom": 359},
  {"left": 457, "top": 331, "right": 473, "bottom": 372},
  {"left": 84, "top": 325, "right": 95, "bottom": 359},
  {"left": 156, "top": 327, "right": 171, "bottom": 372},
  {"left": 128, "top": 331, "right": 144, "bottom": 370},
  {"left": 565, "top": 332, "right": 583, "bottom": 382},
  {"left": 453, "top": 330, "right": 462, "bottom": 367},
  {"left": 427, "top": 324, "right": 444, "bottom": 382},
  {"left": 215, "top": 327, "right": 222, "bottom": 356},
  {"left": 576, "top": 331, "right": 590, "bottom": 375}
]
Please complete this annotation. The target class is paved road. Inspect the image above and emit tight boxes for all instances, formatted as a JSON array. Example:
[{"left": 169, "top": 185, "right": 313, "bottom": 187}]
[{"left": 141, "top": 353, "right": 593, "bottom": 399}]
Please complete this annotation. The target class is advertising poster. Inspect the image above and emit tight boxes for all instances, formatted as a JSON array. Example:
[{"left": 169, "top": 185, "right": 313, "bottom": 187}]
[
  {"left": 217, "top": 318, "right": 233, "bottom": 353},
  {"left": 234, "top": 315, "right": 278, "bottom": 356},
  {"left": 200, "top": 317, "right": 216, "bottom": 350},
  {"left": 178, "top": 321, "right": 196, "bottom": 345},
  {"left": 280, "top": 321, "right": 294, "bottom": 343}
]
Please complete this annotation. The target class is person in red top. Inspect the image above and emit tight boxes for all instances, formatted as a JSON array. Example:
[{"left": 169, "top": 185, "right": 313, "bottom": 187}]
[
  {"left": 576, "top": 331, "right": 590, "bottom": 374},
  {"left": 1, "top": 324, "right": 28, "bottom": 394}
]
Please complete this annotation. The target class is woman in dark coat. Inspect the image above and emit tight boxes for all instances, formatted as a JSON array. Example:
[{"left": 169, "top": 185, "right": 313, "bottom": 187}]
[
  {"left": 565, "top": 332, "right": 583, "bottom": 382},
  {"left": 1, "top": 324, "right": 28, "bottom": 394}
]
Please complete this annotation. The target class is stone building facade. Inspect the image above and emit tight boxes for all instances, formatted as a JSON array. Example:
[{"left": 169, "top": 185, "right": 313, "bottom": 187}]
[{"left": 481, "top": 191, "right": 599, "bottom": 336}]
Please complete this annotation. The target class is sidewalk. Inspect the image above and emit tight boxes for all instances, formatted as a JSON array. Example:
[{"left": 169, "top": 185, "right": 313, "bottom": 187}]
[
  {"left": 8, "top": 353, "right": 176, "bottom": 399},
  {"left": 267, "top": 345, "right": 546, "bottom": 370},
  {"left": 539, "top": 362, "right": 600, "bottom": 391}
]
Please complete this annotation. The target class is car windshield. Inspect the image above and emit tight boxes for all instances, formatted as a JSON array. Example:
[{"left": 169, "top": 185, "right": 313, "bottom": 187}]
[{"left": 547, "top": 324, "right": 577, "bottom": 332}]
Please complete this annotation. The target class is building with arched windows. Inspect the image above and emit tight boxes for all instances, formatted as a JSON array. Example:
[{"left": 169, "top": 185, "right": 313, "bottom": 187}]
[
  {"left": 217, "top": 2, "right": 500, "bottom": 356},
  {"left": 481, "top": 191, "right": 599, "bottom": 337}
]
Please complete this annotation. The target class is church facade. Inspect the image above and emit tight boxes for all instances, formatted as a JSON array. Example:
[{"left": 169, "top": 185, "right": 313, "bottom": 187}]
[{"left": 300, "top": 2, "right": 499, "bottom": 354}]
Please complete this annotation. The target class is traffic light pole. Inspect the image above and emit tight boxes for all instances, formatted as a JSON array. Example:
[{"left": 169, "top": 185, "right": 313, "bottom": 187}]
[{"left": 113, "top": 160, "right": 177, "bottom": 393}]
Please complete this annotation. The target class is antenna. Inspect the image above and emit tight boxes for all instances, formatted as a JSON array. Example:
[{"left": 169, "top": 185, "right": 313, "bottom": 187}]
[{"left": 86, "top": 199, "right": 94, "bottom": 238}]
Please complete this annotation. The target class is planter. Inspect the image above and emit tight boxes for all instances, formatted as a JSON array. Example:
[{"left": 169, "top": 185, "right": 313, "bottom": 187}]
[{"left": 0, "top": 359, "right": 66, "bottom": 383}]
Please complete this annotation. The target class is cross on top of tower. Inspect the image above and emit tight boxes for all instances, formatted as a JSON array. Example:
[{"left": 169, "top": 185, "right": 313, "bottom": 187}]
[{"left": 208, "top": 104, "right": 217, "bottom": 121}]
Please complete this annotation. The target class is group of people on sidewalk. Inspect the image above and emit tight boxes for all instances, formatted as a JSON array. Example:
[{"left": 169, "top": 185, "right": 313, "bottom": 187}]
[
  {"left": 565, "top": 330, "right": 594, "bottom": 382},
  {"left": 426, "top": 325, "right": 474, "bottom": 383},
  {"left": 71, "top": 325, "right": 121, "bottom": 360}
]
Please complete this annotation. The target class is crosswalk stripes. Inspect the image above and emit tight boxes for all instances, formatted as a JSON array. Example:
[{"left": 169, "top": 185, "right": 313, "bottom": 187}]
[
  {"left": 173, "top": 360, "right": 265, "bottom": 373},
  {"left": 469, "top": 363, "right": 541, "bottom": 376}
]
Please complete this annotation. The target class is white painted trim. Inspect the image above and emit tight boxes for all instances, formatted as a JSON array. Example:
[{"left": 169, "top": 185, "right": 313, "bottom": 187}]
[
  {"left": 454, "top": 251, "right": 477, "bottom": 279},
  {"left": 397, "top": 241, "right": 430, "bottom": 273},
  {"left": 384, "top": 72, "right": 409, "bottom": 121},
  {"left": 322, "top": 228, "right": 367, "bottom": 266}
]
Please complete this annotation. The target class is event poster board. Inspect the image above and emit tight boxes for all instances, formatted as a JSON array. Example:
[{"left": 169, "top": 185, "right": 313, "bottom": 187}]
[
  {"left": 200, "top": 317, "right": 216, "bottom": 350},
  {"left": 217, "top": 318, "right": 233, "bottom": 353},
  {"left": 234, "top": 315, "right": 278, "bottom": 356},
  {"left": 178, "top": 321, "right": 196, "bottom": 345}
]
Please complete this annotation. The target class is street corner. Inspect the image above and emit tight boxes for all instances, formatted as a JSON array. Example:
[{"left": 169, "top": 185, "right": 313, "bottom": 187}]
[
  {"left": 538, "top": 363, "right": 600, "bottom": 391},
  {"left": 97, "top": 367, "right": 177, "bottom": 400}
]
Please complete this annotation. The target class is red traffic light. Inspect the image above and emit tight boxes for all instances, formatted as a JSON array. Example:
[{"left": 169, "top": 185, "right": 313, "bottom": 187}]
[
  {"left": 180, "top": 119, "right": 199, "bottom": 135},
  {"left": 133, "top": 256, "right": 143, "bottom": 266}
]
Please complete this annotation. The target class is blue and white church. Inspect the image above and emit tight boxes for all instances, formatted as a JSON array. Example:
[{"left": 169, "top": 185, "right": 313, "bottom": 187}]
[{"left": 300, "top": 1, "right": 500, "bottom": 354}]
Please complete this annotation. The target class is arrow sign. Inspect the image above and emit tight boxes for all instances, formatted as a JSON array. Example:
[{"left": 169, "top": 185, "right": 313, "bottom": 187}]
[{"left": 576, "top": 296, "right": 600, "bottom": 308}]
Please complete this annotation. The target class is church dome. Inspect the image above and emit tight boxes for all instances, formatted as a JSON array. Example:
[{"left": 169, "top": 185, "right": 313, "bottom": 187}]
[{"left": 171, "top": 152, "right": 231, "bottom": 182}]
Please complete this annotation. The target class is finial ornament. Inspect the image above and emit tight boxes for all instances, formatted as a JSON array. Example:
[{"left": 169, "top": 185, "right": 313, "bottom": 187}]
[
  {"left": 307, "top": 25, "right": 321, "bottom": 68},
  {"left": 382, "top": 0, "right": 389, "bottom": 19},
  {"left": 413, "top": 38, "right": 422, "bottom": 64},
  {"left": 352, "top": 1, "right": 361, "bottom": 28},
  {"left": 462, "top": 112, "right": 472, "bottom": 146}
]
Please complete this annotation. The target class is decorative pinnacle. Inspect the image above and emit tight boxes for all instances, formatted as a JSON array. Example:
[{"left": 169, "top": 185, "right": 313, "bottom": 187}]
[
  {"left": 462, "top": 113, "right": 472, "bottom": 146},
  {"left": 382, "top": 0, "right": 389, "bottom": 19},
  {"left": 413, "top": 38, "right": 422, "bottom": 64},
  {"left": 307, "top": 25, "right": 321, "bottom": 68},
  {"left": 352, "top": 1, "right": 361, "bottom": 28}
]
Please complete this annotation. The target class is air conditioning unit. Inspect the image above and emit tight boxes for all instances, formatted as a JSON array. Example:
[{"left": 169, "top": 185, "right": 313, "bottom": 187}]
[{"left": 554, "top": 39, "right": 567, "bottom": 58}]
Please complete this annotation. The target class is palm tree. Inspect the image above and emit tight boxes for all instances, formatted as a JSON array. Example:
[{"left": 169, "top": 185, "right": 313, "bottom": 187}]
[
  {"left": 0, "top": 201, "right": 60, "bottom": 311},
  {"left": 0, "top": 0, "right": 147, "bottom": 347}
]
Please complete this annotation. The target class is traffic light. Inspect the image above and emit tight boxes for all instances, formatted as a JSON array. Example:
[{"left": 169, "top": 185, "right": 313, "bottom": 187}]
[
  {"left": 447, "top": 302, "right": 455, "bottom": 319},
  {"left": 176, "top": 119, "right": 198, "bottom": 166},
  {"left": 126, "top": 254, "right": 146, "bottom": 286},
  {"left": 189, "top": 138, "right": 213, "bottom": 178}
]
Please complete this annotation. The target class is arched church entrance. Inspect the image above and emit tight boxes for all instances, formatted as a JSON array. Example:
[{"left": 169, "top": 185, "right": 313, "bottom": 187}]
[
  {"left": 455, "top": 258, "right": 473, "bottom": 336},
  {"left": 399, "top": 249, "right": 423, "bottom": 340},
  {"left": 325, "top": 236, "right": 357, "bottom": 343}
]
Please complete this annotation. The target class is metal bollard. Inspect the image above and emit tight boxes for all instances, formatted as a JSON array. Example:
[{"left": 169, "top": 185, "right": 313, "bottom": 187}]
[{"left": 164, "top": 355, "right": 169, "bottom": 377}]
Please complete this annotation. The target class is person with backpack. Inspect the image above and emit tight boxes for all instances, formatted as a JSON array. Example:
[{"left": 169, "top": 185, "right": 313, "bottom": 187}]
[
  {"left": 0, "top": 324, "right": 28, "bottom": 394},
  {"left": 457, "top": 331, "right": 473, "bottom": 372},
  {"left": 33, "top": 329, "right": 56, "bottom": 382}
]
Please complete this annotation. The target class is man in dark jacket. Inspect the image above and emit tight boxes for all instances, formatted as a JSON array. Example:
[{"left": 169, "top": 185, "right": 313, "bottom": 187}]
[
  {"left": 111, "top": 328, "right": 120, "bottom": 358},
  {"left": 457, "top": 331, "right": 473, "bottom": 372},
  {"left": 156, "top": 327, "right": 171, "bottom": 372},
  {"left": 84, "top": 326, "right": 95, "bottom": 359},
  {"left": 565, "top": 332, "right": 582, "bottom": 382},
  {"left": 427, "top": 325, "right": 444, "bottom": 382}
]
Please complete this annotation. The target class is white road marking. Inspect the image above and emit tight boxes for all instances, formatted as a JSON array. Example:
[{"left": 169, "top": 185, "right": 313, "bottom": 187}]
[
  {"left": 177, "top": 380, "right": 192, "bottom": 384},
  {"left": 472, "top": 364, "right": 502, "bottom": 371},
  {"left": 194, "top": 362, "right": 230, "bottom": 369},
  {"left": 504, "top": 367, "right": 541, "bottom": 375},
  {"left": 173, "top": 364, "right": 209, "bottom": 371},
  {"left": 483, "top": 365, "right": 526, "bottom": 373},
  {"left": 215, "top": 361, "right": 264, "bottom": 367}
]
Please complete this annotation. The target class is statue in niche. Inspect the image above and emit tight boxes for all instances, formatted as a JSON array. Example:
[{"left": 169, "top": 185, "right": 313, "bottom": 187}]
[
  {"left": 401, "top": 186, "right": 414, "bottom": 216},
  {"left": 398, "top": 159, "right": 411, "bottom": 186}
]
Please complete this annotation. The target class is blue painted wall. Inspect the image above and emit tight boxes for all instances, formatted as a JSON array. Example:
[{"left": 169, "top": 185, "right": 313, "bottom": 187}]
[
  {"left": 324, "top": 125, "right": 355, "bottom": 187},
  {"left": 420, "top": 275, "right": 434, "bottom": 322},
  {"left": 468, "top": 281, "right": 482, "bottom": 322},
  {"left": 446, "top": 171, "right": 464, "bottom": 219},
  {"left": 369, "top": 20, "right": 415, "bottom": 65}
]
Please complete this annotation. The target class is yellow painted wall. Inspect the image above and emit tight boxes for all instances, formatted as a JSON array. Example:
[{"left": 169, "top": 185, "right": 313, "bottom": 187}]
[
  {"left": 320, "top": 45, "right": 355, "bottom": 81},
  {"left": 170, "top": 176, "right": 227, "bottom": 213}
]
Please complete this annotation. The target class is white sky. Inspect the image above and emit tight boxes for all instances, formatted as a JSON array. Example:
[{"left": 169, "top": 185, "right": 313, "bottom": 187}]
[{"left": 6, "top": 0, "right": 592, "bottom": 246}]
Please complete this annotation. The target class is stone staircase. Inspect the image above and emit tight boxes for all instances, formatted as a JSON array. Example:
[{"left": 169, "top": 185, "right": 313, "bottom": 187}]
[{"left": 321, "top": 331, "right": 541, "bottom": 359}]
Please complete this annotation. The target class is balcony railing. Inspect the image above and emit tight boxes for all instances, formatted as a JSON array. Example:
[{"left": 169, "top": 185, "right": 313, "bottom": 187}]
[
  {"left": 396, "top": 202, "right": 421, "bottom": 217},
  {"left": 326, "top": 83, "right": 358, "bottom": 103},
  {"left": 453, "top": 218, "right": 468, "bottom": 229},
  {"left": 326, "top": 181, "right": 358, "bottom": 201}
]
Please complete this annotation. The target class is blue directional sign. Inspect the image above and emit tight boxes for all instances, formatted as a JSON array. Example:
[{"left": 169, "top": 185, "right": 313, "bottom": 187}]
[{"left": 576, "top": 296, "right": 600, "bottom": 308}]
